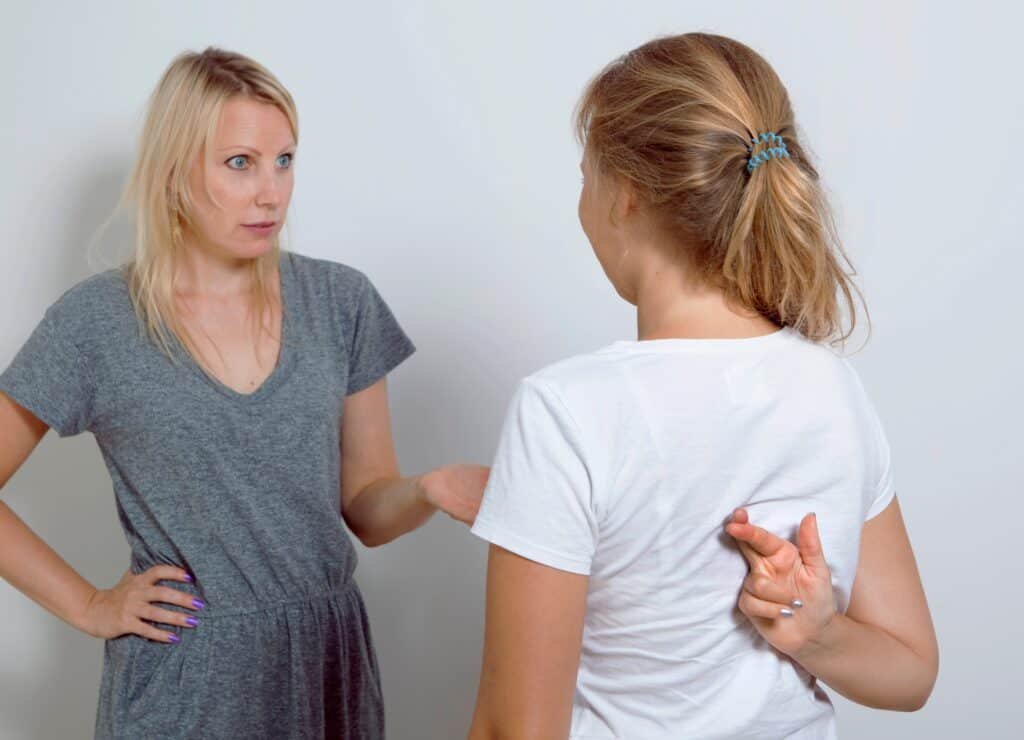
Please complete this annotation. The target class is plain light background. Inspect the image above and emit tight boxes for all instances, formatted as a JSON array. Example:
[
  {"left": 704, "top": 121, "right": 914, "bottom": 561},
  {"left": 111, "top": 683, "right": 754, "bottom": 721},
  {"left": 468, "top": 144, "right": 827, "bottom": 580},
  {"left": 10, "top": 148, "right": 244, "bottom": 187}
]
[{"left": 1, "top": 1, "right": 1020, "bottom": 738}]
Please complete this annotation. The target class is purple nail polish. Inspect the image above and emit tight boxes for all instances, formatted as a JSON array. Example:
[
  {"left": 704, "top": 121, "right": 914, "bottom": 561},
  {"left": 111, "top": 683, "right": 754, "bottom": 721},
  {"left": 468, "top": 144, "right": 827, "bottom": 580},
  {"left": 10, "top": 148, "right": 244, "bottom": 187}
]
[
  {"left": 168, "top": 633, "right": 180, "bottom": 643},
  {"left": 186, "top": 616, "right": 199, "bottom": 627},
  {"left": 183, "top": 573, "right": 193, "bottom": 582},
  {"left": 192, "top": 598, "right": 205, "bottom": 609}
]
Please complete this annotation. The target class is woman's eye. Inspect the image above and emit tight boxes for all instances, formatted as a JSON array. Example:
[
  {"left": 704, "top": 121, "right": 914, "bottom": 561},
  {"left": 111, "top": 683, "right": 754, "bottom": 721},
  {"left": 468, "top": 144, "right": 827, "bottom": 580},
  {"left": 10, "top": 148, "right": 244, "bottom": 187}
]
[
  {"left": 227, "top": 155, "right": 248, "bottom": 169},
  {"left": 277, "top": 153, "right": 294, "bottom": 168}
]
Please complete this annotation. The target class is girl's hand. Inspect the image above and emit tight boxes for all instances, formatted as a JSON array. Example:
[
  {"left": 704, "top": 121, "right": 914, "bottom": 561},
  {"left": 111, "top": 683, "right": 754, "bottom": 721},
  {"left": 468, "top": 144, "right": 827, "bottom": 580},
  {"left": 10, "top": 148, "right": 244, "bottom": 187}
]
[
  {"left": 79, "top": 565, "right": 204, "bottom": 643},
  {"left": 418, "top": 464, "right": 490, "bottom": 525},
  {"left": 724, "top": 508, "right": 837, "bottom": 658}
]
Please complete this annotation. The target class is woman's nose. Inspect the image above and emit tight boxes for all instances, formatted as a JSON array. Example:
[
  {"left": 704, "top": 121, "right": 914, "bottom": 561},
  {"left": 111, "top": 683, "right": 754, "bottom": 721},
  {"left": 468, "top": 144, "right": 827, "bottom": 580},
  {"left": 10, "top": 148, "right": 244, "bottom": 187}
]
[{"left": 255, "top": 168, "right": 283, "bottom": 208}]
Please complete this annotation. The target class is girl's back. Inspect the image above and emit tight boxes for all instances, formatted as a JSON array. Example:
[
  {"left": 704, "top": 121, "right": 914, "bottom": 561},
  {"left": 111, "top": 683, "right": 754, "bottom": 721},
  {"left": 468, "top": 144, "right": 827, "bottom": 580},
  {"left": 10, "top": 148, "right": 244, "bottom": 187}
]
[
  {"left": 472, "top": 326, "right": 893, "bottom": 738},
  {"left": 468, "top": 32, "right": 935, "bottom": 740}
]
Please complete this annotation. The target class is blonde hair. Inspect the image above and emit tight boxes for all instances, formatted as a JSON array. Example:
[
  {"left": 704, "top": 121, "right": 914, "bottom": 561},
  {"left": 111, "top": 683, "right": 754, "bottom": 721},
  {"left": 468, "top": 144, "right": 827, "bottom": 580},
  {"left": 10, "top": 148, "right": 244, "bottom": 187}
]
[
  {"left": 575, "top": 33, "right": 866, "bottom": 347},
  {"left": 114, "top": 47, "right": 299, "bottom": 368}
]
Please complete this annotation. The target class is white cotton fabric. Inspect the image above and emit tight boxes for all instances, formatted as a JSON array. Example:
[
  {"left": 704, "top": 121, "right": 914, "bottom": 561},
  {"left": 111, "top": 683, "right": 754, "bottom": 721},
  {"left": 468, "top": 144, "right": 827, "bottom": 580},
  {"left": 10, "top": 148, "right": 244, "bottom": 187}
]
[{"left": 472, "top": 326, "right": 896, "bottom": 739}]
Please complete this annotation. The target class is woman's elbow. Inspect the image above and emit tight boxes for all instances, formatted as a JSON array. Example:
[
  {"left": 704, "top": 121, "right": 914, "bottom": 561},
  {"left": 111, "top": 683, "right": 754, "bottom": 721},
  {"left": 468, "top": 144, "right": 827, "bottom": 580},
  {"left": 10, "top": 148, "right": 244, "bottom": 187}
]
[
  {"left": 342, "top": 511, "right": 394, "bottom": 548},
  {"left": 467, "top": 713, "right": 505, "bottom": 740},
  {"left": 352, "top": 528, "right": 393, "bottom": 548}
]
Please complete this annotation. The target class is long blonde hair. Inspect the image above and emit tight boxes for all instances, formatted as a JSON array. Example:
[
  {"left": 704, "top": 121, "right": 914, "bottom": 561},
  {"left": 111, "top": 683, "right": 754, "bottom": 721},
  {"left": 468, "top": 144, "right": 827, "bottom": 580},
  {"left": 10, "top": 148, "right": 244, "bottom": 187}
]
[
  {"left": 115, "top": 47, "right": 299, "bottom": 367},
  {"left": 575, "top": 33, "right": 866, "bottom": 347}
]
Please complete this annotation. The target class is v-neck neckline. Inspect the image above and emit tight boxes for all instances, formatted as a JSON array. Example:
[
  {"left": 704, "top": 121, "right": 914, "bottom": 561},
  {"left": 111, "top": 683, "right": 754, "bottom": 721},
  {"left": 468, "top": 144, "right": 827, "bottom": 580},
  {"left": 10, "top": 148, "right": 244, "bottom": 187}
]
[{"left": 173, "top": 251, "right": 297, "bottom": 405}]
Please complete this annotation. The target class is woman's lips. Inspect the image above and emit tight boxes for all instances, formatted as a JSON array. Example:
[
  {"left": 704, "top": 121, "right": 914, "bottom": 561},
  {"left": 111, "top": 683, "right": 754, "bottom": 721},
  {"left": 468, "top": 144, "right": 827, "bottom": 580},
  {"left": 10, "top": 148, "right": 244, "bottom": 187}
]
[{"left": 243, "top": 221, "right": 277, "bottom": 233}]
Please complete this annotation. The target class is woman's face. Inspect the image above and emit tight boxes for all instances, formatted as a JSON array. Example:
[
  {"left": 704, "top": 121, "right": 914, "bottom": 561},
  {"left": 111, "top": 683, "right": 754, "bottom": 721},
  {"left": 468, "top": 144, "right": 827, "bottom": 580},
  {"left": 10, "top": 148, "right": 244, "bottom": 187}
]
[{"left": 184, "top": 96, "right": 296, "bottom": 261}]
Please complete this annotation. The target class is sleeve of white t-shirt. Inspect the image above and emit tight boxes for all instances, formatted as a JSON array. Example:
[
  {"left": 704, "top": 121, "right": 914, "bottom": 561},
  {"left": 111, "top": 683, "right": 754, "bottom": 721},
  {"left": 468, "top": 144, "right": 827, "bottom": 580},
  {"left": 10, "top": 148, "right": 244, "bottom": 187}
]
[
  {"left": 864, "top": 403, "right": 897, "bottom": 521},
  {"left": 470, "top": 376, "right": 597, "bottom": 575}
]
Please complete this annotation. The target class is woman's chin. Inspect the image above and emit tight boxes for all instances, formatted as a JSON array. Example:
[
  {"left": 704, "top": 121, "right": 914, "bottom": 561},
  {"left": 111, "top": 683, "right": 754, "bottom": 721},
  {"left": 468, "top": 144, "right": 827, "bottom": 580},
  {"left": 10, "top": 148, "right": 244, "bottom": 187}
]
[{"left": 231, "top": 237, "right": 277, "bottom": 260}]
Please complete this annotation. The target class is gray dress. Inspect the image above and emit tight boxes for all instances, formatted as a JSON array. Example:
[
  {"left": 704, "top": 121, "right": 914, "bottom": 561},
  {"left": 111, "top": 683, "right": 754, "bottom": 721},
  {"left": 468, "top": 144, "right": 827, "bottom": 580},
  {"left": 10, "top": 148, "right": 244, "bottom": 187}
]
[{"left": 0, "top": 250, "right": 416, "bottom": 739}]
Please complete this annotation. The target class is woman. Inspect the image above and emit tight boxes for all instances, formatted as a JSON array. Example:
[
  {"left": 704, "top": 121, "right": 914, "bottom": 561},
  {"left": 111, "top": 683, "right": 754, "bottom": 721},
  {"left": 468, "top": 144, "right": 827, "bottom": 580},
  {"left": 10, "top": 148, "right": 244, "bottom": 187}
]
[
  {"left": 0, "top": 48, "right": 487, "bottom": 738},
  {"left": 468, "top": 33, "right": 938, "bottom": 739}
]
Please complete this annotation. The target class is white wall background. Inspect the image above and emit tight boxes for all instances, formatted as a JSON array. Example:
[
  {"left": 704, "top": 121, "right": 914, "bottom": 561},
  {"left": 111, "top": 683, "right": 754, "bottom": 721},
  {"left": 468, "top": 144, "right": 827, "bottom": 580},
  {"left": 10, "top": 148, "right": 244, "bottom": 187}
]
[{"left": 1, "top": 1, "right": 1020, "bottom": 738}]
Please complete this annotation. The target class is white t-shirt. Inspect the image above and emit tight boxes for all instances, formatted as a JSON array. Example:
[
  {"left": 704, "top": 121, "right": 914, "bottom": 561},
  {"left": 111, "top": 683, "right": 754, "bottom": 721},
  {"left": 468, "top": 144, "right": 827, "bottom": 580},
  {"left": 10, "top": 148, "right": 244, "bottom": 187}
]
[{"left": 471, "top": 326, "right": 896, "bottom": 740}]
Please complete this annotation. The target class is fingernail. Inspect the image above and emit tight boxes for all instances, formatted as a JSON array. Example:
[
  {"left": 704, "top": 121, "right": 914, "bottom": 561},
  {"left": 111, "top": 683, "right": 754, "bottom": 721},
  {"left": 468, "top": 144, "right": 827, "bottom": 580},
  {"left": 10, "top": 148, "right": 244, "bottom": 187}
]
[
  {"left": 186, "top": 617, "right": 199, "bottom": 627},
  {"left": 168, "top": 633, "right": 180, "bottom": 643},
  {"left": 192, "top": 598, "right": 206, "bottom": 609},
  {"left": 791, "top": 599, "right": 804, "bottom": 609},
  {"left": 780, "top": 607, "right": 794, "bottom": 617},
  {"left": 183, "top": 573, "right": 193, "bottom": 582}
]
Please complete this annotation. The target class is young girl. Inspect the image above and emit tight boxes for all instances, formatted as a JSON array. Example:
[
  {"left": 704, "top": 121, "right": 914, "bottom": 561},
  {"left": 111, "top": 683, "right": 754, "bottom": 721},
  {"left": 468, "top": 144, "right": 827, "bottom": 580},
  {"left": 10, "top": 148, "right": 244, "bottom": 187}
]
[
  {"left": 468, "top": 33, "right": 938, "bottom": 739},
  {"left": 0, "top": 48, "right": 487, "bottom": 738}
]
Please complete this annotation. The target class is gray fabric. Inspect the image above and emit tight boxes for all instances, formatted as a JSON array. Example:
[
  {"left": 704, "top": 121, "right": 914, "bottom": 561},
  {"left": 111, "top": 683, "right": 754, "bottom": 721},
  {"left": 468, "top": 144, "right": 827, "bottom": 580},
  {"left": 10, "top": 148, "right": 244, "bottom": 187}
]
[{"left": 0, "top": 250, "right": 417, "bottom": 739}]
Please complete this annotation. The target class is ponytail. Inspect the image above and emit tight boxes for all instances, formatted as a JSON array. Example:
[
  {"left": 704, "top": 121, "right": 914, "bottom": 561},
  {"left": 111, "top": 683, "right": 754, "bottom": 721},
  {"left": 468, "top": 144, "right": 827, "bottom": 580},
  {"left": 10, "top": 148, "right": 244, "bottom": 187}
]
[{"left": 724, "top": 127, "right": 863, "bottom": 343}]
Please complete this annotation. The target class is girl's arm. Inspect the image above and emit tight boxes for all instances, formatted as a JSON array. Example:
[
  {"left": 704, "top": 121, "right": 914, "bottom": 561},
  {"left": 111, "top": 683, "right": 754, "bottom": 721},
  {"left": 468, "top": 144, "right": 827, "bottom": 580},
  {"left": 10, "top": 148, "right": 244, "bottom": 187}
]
[
  {"left": 726, "top": 498, "right": 939, "bottom": 711},
  {"left": 340, "top": 377, "right": 489, "bottom": 546},
  {"left": 468, "top": 544, "right": 589, "bottom": 740},
  {"left": 790, "top": 498, "right": 939, "bottom": 709}
]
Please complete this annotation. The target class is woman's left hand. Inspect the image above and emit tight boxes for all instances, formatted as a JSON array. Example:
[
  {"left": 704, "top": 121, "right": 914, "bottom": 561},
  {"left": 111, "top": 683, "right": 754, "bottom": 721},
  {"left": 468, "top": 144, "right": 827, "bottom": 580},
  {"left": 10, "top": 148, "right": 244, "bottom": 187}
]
[
  {"left": 418, "top": 464, "right": 490, "bottom": 525},
  {"left": 724, "top": 508, "right": 838, "bottom": 658}
]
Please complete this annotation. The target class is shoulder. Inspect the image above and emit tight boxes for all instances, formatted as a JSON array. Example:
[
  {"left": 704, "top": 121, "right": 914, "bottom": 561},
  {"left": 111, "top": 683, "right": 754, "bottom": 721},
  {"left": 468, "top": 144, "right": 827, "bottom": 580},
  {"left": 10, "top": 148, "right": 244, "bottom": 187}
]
[
  {"left": 40, "top": 266, "right": 128, "bottom": 337},
  {"left": 798, "top": 337, "right": 881, "bottom": 412},
  {"left": 284, "top": 251, "right": 380, "bottom": 327},
  {"left": 49, "top": 267, "right": 125, "bottom": 310},
  {"left": 527, "top": 351, "right": 614, "bottom": 391},
  {"left": 832, "top": 353, "right": 889, "bottom": 436},
  {"left": 285, "top": 250, "right": 369, "bottom": 296},
  {"left": 773, "top": 329, "right": 869, "bottom": 397},
  {"left": 516, "top": 349, "right": 623, "bottom": 427},
  {"left": 774, "top": 333, "right": 890, "bottom": 451}
]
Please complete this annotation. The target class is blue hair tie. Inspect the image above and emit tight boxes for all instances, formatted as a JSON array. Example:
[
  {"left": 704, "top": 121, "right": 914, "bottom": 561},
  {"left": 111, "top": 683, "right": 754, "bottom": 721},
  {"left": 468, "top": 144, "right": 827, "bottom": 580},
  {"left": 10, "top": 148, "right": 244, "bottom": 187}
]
[{"left": 747, "top": 131, "right": 790, "bottom": 173}]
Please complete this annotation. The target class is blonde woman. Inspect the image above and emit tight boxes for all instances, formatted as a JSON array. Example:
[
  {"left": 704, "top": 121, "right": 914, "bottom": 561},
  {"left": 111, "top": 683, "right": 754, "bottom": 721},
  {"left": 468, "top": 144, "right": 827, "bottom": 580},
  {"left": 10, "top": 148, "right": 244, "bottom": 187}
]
[
  {"left": 0, "top": 48, "right": 487, "bottom": 738},
  {"left": 468, "top": 33, "right": 938, "bottom": 739}
]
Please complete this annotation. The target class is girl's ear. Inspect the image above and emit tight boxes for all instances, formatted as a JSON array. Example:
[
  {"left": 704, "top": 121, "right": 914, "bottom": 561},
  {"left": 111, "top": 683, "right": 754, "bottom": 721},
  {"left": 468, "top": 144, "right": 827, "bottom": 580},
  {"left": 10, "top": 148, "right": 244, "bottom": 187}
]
[{"left": 607, "top": 175, "right": 637, "bottom": 229}]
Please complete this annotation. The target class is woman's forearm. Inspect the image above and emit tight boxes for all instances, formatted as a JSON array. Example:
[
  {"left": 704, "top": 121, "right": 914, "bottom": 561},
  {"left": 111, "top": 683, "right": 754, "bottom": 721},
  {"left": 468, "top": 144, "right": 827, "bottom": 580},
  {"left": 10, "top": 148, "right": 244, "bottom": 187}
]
[
  {"left": 0, "top": 501, "right": 96, "bottom": 632},
  {"left": 792, "top": 612, "right": 938, "bottom": 711},
  {"left": 342, "top": 474, "right": 436, "bottom": 547}
]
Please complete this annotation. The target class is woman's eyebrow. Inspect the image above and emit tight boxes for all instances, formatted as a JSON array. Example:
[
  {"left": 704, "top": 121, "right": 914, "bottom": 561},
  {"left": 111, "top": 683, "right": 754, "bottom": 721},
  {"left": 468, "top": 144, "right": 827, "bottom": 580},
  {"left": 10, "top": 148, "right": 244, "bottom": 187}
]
[{"left": 216, "top": 143, "right": 296, "bottom": 154}]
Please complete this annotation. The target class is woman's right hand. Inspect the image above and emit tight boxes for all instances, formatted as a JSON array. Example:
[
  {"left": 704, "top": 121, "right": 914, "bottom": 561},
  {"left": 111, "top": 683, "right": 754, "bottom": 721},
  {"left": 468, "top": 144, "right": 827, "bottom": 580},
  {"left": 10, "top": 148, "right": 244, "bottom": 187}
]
[
  {"left": 418, "top": 463, "right": 491, "bottom": 525},
  {"left": 78, "top": 565, "right": 204, "bottom": 643}
]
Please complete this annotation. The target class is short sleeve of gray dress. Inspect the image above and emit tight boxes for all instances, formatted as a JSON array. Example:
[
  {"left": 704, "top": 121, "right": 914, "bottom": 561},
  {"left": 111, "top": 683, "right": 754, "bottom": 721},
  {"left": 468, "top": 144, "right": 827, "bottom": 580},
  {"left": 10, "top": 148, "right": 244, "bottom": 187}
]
[
  {"left": 0, "top": 296, "right": 96, "bottom": 437},
  {"left": 0, "top": 252, "right": 416, "bottom": 739},
  {"left": 344, "top": 269, "right": 417, "bottom": 396}
]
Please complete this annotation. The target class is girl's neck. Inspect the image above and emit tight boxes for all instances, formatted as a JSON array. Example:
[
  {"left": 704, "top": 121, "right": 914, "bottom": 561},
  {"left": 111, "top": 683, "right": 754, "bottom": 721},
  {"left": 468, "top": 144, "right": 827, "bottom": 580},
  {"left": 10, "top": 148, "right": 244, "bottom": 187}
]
[{"left": 631, "top": 251, "right": 778, "bottom": 341}]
